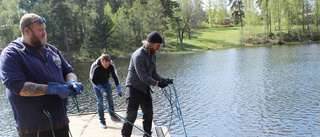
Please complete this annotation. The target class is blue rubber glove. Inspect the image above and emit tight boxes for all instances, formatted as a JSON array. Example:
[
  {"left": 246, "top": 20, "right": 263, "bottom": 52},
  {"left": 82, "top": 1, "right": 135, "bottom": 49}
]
[
  {"left": 65, "top": 80, "right": 83, "bottom": 95},
  {"left": 97, "top": 84, "right": 107, "bottom": 96},
  {"left": 116, "top": 85, "right": 122, "bottom": 97},
  {"left": 46, "top": 83, "right": 71, "bottom": 99}
]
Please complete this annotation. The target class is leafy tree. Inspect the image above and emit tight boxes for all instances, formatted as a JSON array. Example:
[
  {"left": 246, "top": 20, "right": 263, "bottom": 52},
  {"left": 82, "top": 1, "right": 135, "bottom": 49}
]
[
  {"left": 0, "top": 0, "right": 22, "bottom": 47},
  {"left": 114, "top": 6, "right": 132, "bottom": 55},
  {"left": 74, "top": 0, "right": 88, "bottom": 38},
  {"left": 89, "top": 12, "right": 114, "bottom": 57},
  {"left": 229, "top": 0, "right": 245, "bottom": 27},
  {"left": 129, "top": 0, "right": 146, "bottom": 45},
  {"left": 50, "top": 3, "right": 73, "bottom": 54}
]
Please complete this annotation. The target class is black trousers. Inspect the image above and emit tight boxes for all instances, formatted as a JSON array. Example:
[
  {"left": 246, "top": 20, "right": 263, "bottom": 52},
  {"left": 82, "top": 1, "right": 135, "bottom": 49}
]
[
  {"left": 19, "top": 125, "right": 69, "bottom": 137},
  {"left": 122, "top": 86, "right": 153, "bottom": 137}
]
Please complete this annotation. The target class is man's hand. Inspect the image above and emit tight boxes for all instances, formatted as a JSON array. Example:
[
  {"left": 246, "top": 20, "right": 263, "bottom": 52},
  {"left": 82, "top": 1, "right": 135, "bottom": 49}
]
[
  {"left": 158, "top": 81, "right": 168, "bottom": 88},
  {"left": 65, "top": 80, "right": 83, "bottom": 95},
  {"left": 46, "top": 83, "right": 71, "bottom": 99},
  {"left": 163, "top": 78, "right": 173, "bottom": 84},
  {"left": 116, "top": 85, "right": 123, "bottom": 97},
  {"left": 97, "top": 84, "right": 107, "bottom": 96}
]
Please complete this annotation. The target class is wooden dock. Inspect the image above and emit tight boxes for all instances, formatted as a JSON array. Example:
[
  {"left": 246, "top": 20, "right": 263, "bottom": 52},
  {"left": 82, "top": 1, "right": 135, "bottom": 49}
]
[{"left": 68, "top": 110, "right": 171, "bottom": 137}]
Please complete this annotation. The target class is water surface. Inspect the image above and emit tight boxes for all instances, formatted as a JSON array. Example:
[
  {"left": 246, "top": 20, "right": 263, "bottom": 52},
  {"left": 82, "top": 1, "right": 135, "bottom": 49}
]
[{"left": 1, "top": 44, "right": 320, "bottom": 136}]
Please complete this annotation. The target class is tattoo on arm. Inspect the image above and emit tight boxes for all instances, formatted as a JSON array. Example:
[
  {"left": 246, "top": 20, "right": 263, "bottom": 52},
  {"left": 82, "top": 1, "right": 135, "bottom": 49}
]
[{"left": 20, "top": 82, "right": 47, "bottom": 96}]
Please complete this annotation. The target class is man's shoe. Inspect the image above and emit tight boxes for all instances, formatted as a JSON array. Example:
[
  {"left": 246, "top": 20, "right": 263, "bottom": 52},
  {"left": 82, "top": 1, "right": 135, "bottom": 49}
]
[
  {"left": 111, "top": 116, "right": 121, "bottom": 121},
  {"left": 101, "top": 123, "right": 107, "bottom": 129}
]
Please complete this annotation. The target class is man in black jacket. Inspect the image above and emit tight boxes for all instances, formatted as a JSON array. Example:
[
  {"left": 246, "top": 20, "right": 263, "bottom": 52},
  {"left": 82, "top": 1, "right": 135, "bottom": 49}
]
[{"left": 90, "top": 53, "right": 123, "bottom": 129}]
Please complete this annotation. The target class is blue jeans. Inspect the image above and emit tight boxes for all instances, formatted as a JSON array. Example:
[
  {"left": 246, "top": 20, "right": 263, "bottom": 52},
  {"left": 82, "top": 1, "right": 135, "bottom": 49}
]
[{"left": 93, "top": 82, "right": 115, "bottom": 124}]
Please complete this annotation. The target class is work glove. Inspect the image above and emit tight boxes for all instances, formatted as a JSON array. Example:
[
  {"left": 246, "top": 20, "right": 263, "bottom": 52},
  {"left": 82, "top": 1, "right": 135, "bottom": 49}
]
[
  {"left": 65, "top": 80, "right": 83, "bottom": 95},
  {"left": 46, "top": 83, "right": 71, "bottom": 99},
  {"left": 116, "top": 85, "right": 123, "bottom": 97},
  {"left": 163, "top": 78, "right": 173, "bottom": 84},
  {"left": 158, "top": 81, "right": 168, "bottom": 88},
  {"left": 97, "top": 84, "right": 107, "bottom": 96}
]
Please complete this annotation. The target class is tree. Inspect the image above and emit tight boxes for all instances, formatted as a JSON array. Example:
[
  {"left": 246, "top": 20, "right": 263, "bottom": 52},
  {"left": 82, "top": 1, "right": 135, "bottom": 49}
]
[
  {"left": 0, "top": 0, "right": 22, "bottom": 46},
  {"left": 187, "top": 0, "right": 205, "bottom": 39},
  {"left": 114, "top": 6, "right": 132, "bottom": 55},
  {"left": 206, "top": 0, "right": 216, "bottom": 27},
  {"left": 89, "top": 12, "right": 114, "bottom": 57},
  {"left": 74, "top": 0, "right": 88, "bottom": 38},
  {"left": 229, "top": 0, "right": 244, "bottom": 27},
  {"left": 50, "top": 2, "right": 73, "bottom": 56}
]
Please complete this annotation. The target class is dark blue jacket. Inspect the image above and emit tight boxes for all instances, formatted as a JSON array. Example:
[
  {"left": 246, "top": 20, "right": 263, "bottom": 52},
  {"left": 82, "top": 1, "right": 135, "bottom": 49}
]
[{"left": 0, "top": 37, "right": 73, "bottom": 128}]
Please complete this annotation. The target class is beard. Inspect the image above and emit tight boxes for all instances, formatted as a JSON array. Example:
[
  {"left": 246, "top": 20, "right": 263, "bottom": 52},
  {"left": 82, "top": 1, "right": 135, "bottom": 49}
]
[
  {"left": 150, "top": 44, "right": 157, "bottom": 54},
  {"left": 30, "top": 31, "right": 47, "bottom": 48}
]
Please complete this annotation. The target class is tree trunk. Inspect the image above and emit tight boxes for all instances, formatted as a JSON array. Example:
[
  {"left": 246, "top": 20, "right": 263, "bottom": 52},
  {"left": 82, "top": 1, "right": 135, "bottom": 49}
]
[
  {"left": 279, "top": 0, "right": 282, "bottom": 42},
  {"left": 162, "top": 37, "right": 165, "bottom": 47},
  {"left": 307, "top": 1, "right": 313, "bottom": 40},
  {"left": 302, "top": 0, "right": 305, "bottom": 32},
  {"left": 239, "top": 0, "right": 243, "bottom": 32},
  {"left": 64, "top": 27, "right": 70, "bottom": 58},
  {"left": 1, "top": 37, "right": 4, "bottom": 50},
  {"left": 296, "top": 19, "right": 302, "bottom": 41},
  {"left": 178, "top": 31, "right": 185, "bottom": 50},
  {"left": 317, "top": 0, "right": 319, "bottom": 33},
  {"left": 288, "top": 12, "right": 291, "bottom": 35},
  {"left": 81, "top": 7, "right": 87, "bottom": 36},
  {"left": 121, "top": 27, "right": 126, "bottom": 55}
]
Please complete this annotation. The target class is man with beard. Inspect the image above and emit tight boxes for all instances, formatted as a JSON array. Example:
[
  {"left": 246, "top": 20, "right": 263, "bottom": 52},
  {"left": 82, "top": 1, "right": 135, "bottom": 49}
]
[
  {"left": 121, "top": 32, "right": 173, "bottom": 137},
  {"left": 0, "top": 13, "right": 83, "bottom": 137}
]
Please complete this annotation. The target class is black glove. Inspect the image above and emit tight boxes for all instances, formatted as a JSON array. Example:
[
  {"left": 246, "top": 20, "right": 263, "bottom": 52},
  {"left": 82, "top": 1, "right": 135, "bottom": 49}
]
[
  {"left": 163, "top": 78, "right": 173, "bottom": 84},
  {"left": 158, "top": 81, "right": 168, "bottom": 88}
]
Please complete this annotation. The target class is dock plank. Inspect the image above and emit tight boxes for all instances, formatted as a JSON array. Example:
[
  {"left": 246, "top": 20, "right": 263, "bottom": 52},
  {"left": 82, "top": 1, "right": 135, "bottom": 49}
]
[{"left": 68, "top": 110, "right": 169, "bottom": 137}]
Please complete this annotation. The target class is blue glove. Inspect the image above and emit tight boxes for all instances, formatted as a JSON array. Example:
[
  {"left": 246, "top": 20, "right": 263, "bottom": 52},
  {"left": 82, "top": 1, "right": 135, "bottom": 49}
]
[
  {"left": 116, "top": 85, "right": 122, "bottom": 97},
  {"left": 46, "top": 83, "right": 71, "bottom": 99},
  {"left": 97, "top": 84, "right": 107, "bottom": 96},
  {"left": 65, "top": 80, "right": 83, "bottom": 95}
]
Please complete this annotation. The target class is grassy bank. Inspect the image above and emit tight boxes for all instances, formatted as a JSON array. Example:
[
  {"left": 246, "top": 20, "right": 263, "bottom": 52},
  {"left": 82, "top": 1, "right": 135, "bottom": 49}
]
[
  {"left": 67, "top": 25, "right": 319, "bottom": 63},
  {"left": 166, "top": 26, "right": 242, "bottom": 51}
]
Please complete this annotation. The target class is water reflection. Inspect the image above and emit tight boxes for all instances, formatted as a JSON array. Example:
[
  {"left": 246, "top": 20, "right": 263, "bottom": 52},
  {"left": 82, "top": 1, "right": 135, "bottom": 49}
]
[{"left": 1, "top": 44, "right": 320, "bottom": 136}]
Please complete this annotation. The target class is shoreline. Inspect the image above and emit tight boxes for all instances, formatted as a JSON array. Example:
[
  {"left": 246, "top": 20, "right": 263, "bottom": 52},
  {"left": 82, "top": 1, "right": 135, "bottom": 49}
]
[{"left": 68, "top": 41, "right": 320, "bottom": 64}]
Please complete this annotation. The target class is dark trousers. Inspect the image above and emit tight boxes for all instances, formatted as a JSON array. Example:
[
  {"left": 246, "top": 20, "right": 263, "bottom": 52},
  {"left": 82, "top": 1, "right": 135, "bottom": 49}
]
[
  {"left": 122, "top": 87, "right": 153, "bottom": 137},
  {"left": 19, "top": 125, "right": 69, "bottom": 137}
]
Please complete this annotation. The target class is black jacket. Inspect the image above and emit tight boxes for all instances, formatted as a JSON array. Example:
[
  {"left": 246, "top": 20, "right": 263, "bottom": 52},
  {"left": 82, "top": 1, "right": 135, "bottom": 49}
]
[{"left": 89, "top": 58, "right": 120, "bottom": 86}]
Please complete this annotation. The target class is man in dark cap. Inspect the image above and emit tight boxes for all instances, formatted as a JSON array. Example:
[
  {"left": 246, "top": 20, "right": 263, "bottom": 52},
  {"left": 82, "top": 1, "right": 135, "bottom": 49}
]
[{"left": 121, "top": 32, "right": 173, "bottom": 137}]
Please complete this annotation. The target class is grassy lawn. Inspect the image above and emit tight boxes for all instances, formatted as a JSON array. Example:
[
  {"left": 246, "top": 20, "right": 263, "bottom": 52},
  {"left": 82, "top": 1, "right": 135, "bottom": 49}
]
[{"left": 166, "top": 26, "right": 242, "bottom": 51}]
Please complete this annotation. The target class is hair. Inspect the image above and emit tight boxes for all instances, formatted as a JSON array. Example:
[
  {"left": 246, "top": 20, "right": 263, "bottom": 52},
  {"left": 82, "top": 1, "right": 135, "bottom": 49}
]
[
  {"left": 19, "top": 13, "right": 40, "bottom": 35},
  {"left": 142, "top": 40, "right": 153, "bottom": 49},
  {"left": 100, "top": 53, "right": 111, "bottom": 61}
]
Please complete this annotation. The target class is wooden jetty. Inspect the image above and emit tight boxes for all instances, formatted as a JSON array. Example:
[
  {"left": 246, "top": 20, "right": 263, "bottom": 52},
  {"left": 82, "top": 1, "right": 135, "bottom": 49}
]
[{"left": 68, "top": 110, "right": 171, "bottom": 137}]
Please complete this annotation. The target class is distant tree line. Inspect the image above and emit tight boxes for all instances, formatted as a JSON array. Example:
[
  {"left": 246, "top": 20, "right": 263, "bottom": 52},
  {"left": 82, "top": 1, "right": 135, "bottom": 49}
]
[
  {"left": 0, "top": 0, "right": 205, "bottom": 59},
  {"left": 207, "top": 0, "right": 320, "bottom": 44}
]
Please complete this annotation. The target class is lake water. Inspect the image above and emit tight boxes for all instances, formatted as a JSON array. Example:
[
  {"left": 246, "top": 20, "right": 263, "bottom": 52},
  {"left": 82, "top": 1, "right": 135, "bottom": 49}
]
[{"left": 1, "top": 43, "right": 320, "bottom": 136}]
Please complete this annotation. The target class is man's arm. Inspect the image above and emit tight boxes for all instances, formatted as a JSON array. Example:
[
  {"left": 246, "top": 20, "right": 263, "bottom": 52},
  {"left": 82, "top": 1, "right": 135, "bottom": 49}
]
[
  {"left": 19, "top": 82, "right": 47, "bottom": 96},
  {"left": 66, "top": 72, "right": 78, "bottom": 82},
  {"left": 19, "top": 73, "right": 78, "bottom": 97}
]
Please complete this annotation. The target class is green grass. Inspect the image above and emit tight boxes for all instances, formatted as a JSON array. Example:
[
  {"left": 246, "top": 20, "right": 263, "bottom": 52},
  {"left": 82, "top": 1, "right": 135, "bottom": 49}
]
[
  {"left": 68, "top": 24, "right": 319, "bottom": 62},
  {"left": 165, "top": 26, "right": 242, "bottom": 51}
]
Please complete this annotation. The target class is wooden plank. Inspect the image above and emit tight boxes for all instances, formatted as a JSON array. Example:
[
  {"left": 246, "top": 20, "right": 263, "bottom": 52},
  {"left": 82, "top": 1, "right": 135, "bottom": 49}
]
[
  {"left": 68, "top": 110, "right": 170, "bottom": 137},
  {"left": 155, "top": 126, "right": 171, "bottom": 137},
  {"left": 155, "top": 127, "right": 164, "bottom": 137}
]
